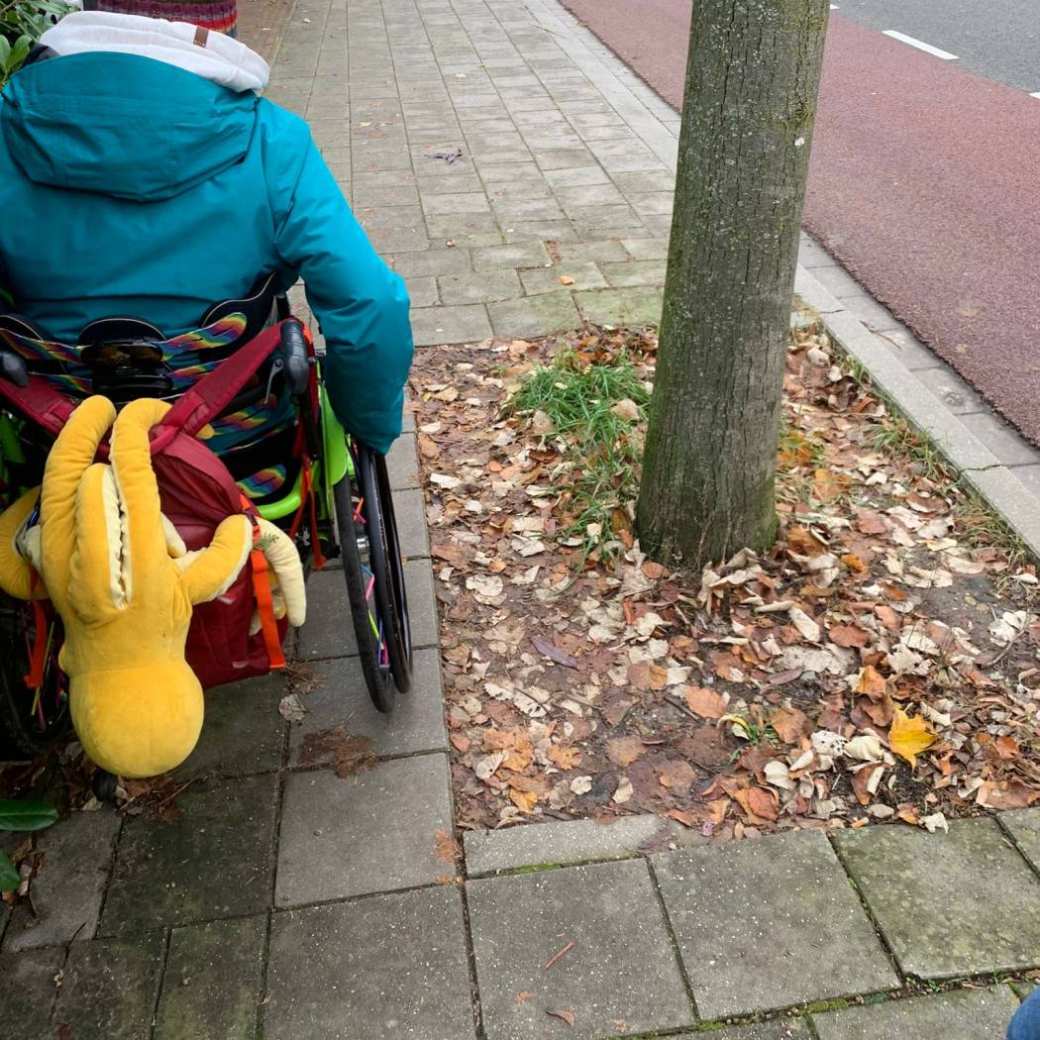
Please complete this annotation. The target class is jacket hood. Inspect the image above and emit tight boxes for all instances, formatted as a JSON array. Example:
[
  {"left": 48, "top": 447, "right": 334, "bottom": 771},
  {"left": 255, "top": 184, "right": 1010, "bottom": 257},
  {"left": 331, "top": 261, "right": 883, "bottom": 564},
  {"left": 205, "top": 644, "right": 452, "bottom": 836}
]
[
  {"left": 40, "top": 12, "right": 269, "bottom": 93},
  {"left": 2, "top": 17, "right": 266, "bottom": 201}
]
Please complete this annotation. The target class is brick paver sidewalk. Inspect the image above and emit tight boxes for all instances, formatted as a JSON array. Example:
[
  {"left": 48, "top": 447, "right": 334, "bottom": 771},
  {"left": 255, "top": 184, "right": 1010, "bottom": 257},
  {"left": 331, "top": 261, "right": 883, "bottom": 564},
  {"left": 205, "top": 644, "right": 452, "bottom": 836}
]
[{"left": 3, "top": 1, "right": 1040, "bottom": 1038}]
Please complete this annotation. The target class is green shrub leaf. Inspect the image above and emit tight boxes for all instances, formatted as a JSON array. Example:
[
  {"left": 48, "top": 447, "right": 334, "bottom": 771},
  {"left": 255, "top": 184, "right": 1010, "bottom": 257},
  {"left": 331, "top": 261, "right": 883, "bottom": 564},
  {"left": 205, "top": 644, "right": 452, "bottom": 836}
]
[
  {"left": 0, "top": 799, "right": 59, "bottom": 831},
  {"left": 0, "top": 850, "right": 20, "bottom": 892}
]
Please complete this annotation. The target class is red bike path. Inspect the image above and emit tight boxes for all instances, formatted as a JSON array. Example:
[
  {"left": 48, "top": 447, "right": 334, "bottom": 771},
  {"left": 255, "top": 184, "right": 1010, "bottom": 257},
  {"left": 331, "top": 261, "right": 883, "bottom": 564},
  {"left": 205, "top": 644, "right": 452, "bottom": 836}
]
[{"left": 560, "top": 2, "right": 1040, "bottom": 444}]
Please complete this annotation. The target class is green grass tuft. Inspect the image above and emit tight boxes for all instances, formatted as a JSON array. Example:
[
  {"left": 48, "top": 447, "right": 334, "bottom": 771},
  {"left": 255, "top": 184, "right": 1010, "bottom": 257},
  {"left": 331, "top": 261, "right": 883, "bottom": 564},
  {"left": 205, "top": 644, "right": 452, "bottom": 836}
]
[{"left": 508, "top": 349, "right": 650, "bottom": 556}]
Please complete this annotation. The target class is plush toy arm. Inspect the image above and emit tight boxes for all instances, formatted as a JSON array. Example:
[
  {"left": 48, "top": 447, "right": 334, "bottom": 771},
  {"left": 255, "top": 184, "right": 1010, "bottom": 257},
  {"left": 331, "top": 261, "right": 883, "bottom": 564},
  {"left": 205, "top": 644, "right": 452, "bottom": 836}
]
[
  {"left": 255, "top": 518, "right": 307, "bottom": 627},
  {"left": 177, "top": 515, "right": 253, "bottom": 605},
  {"left": 40, "top": 397, "right": 116, "bottom": 607},
  {"left": 0, "top": 488, "right": 45, "bottom": 601},
  {"left": 68, "top": 463, "right": 130, "bottom": 623},
  {"left": 109, "top": 398, "right": 174, "bottom": 587}
]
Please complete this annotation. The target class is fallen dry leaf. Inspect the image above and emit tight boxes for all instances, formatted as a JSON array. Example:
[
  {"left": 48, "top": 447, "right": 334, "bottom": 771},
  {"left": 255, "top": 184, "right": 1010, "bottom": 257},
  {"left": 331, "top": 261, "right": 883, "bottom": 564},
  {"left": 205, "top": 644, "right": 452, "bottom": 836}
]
[
  {"left": 435, "top": 830, "right": 460, "bottom": 863},
  {"left": 770, "top": 706, "right": 811, "bottom": 744},
  {"left": 889, "top": 709, "right": 936, "bottom": 769},
  {"left": 546, "top": 1009, "right": 576, "bottom": 1027},
  {"left": 607, "top": 736, "right": 645, "bottom": 767},
  {"left": 684, "top": 686, "right": 727, "bottom": 719}
]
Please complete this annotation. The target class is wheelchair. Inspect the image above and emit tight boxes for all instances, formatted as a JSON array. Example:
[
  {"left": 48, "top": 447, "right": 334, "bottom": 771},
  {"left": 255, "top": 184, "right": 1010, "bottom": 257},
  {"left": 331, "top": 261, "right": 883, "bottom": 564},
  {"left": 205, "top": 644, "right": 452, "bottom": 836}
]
[{"left": 0, "top": 274, "right": 413, "bottom": 764}]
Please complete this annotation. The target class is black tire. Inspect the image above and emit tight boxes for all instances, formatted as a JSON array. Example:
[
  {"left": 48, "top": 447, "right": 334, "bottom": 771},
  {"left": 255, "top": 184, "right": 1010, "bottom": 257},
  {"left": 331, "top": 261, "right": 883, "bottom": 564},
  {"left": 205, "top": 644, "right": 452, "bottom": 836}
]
[
  {"left": 356, "top": 448, "right": 412, "bottom": 694},
  {"left": 332, "top": 475, "right": 396, "bottom": 713},
  {"left": 92, "top": 769, "right": 119, "bottom": 803},
  {"left": 0, "top": 597, "right": 71, "bottom": 758}
]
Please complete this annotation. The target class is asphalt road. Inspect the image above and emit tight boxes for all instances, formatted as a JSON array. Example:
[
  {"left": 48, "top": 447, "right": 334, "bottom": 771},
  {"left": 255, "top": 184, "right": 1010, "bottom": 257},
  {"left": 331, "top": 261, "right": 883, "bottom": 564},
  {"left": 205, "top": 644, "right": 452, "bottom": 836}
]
[
  {"left": 560, "top": 0, "right": 1040, "bottom": 444},
  {"left": 834, "top": 0, "right": 1040, "bottom": 92}
]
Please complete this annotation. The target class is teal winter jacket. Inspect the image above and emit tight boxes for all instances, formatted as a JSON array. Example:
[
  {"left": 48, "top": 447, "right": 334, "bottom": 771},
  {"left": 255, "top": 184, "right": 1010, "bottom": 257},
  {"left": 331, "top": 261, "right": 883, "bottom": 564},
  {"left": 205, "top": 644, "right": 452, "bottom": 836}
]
[{"left": 0, "top": 51, "right": 412, "bottom": 454}]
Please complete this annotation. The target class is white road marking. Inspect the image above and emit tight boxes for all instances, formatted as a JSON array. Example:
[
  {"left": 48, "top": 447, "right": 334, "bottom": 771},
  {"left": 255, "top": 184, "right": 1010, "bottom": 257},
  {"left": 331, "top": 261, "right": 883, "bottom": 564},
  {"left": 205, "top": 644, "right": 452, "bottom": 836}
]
[
  {"left": 883, "top": 30, "right": 958, "bottom": 60},
  {"left": 1031, "top": 92, "right": 1040, "bottom": 100}
]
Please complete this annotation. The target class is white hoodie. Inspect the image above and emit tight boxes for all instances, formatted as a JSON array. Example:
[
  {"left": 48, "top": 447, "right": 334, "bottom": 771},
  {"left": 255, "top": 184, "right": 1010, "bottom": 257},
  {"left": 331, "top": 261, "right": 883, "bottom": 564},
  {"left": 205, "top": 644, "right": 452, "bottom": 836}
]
[{"left": 39, "top": 9, "right": 269, "bottom": 93}]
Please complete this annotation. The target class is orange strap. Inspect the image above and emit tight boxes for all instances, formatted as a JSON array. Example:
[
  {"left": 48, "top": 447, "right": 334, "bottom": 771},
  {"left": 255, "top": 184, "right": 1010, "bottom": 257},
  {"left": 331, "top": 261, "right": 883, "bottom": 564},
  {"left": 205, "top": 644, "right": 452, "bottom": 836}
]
[
  {"left": 250, "top": 545, "right": 285, "bottom": 670},
  {"left": 240, "top": 499, "right": 286, "bottom": 671},
  {"left": 23, "top": 575, "right": 47, "bottom": 689}
]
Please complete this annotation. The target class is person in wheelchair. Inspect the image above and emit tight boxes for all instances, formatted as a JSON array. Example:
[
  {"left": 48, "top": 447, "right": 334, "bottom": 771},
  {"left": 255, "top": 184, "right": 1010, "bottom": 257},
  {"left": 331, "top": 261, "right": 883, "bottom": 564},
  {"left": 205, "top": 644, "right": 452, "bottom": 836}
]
[{"left": 0, "top": 3, "right": 412, "bottom": 459}]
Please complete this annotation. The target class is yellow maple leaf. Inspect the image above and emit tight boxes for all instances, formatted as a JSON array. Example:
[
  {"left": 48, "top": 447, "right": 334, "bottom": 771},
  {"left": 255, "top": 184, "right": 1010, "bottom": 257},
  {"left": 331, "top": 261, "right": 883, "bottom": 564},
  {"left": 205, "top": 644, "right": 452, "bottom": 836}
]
[{"left": 890, "top": 708, "right": 936, "bottom": 769}]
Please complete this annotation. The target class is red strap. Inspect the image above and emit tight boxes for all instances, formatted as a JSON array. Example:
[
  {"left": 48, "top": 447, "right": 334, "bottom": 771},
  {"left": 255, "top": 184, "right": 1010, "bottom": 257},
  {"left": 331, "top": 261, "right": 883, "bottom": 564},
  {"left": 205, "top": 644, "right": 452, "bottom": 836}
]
[
  {"left": 0, "top": 375, "right": 76, "bottom": 439},
  {"left": 24, "top": 578, "right": 48, "bottom": 689},
  {"left": 151, "top": 321, "right": 292, "bottom": 452}
]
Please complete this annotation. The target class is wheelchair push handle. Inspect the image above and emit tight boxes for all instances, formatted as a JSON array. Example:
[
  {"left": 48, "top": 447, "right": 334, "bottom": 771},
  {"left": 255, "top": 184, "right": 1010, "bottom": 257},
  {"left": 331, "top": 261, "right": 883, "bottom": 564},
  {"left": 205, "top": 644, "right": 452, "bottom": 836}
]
[{"left": 270, "top": 320, "right": 312, "bottom": 398}]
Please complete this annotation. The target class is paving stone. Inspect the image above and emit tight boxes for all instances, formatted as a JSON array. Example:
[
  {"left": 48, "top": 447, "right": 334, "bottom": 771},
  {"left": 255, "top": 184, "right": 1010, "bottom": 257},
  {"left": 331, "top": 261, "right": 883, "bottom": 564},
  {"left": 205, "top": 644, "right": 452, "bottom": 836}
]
[
  {"left": 1002, "top": 807, "right": 1040, "bottom": 869},
  {"left": 439, "top": 269, "right": 523, "bottom": 304},
  {"left": 575, "top": 287, "right": 663, "bottom": 326},
  {"left": 492, "top": 196, "right": 567, "bottom": 221},
  {"left": 155, "top": 916, "right": 266, "bottom": 1040},
  {"left": 422, "top": 191, "right": 492, "bottom": 215},
  {"left": 619, "top": 237, "right": 669, "bottom": 262},
  {"left": 554, "top": 183, "right": 627, "bottom": 209},
  {"left": 797, "top": 234, "right": 839, "bottom": 269},
  {"left": 3, "top": 809, "right": 120, "bottom": 952},
  {"left": 654, "top": 830, "right": 897, "bottom": 1018},
  {"left": 836, "top": 818, "right": 1040, "bottom": 978},
  {"left": 812, "top": 987, "right": 1019, "bottom": 1040},
  {"left": 393, "top": 487, "right": 430, "bottom": 559},
  {"left": 961, "top": 411, "right": 1040, "bottom": 466},
  {"left": 53, "top": 935, "right": 165, "bottom": 1040},
  {"left": 365, "top": 226, "right": 431, "bottom": 253},
  {"left": 600, "top": 259, "right": 667, "bottom": 288},
  {"left": 391, "top": 247, "right": 471, "bottom": 277},
  {"left": 472, "top": 241, "right": 551, "bottom": 269},
  {"left": 426, "top": 214, "right": 504, "bottom": 247},
  {"left": 411, "top": 303, "right": 492, "bottom": 346},
  {"left": 801, "top": 261, "right": 864, "bottom": 300},
  {"left": 296, "top": 568, "right": 359, "bottom": 659},
  {"left": 625, "top": 191, "right": 674, "bottom": 216},
  {"left": 101, "top": 774, "right": 278, "bottom": 936},
  {"left": 554, "top": 239, "right": 630, "bottom": 264},
  {"left": 611, "top": 169, "right": 676, "bottom": 193},
  {"left": 465, "top": 814, "right": 700, "bottom": 876},
  {"left": 468, "top": 859, "right": 693, "bottom": 1039},
  {"left": 0, "top": 946, "right": 63, "bottom": 1040},
  {"left": 838, "top": 293, "right": 905, "bottom": 334},
  {"left": 405, "top": 556, "right": 439, "bottom": 649},
  {"left": 387, "top": 431, "right": 420, "bottom": 490},
  {"left": 358, "top": 204, "right": 424, "bottom": 230},
  {"left": 543, "top": 165, "right": 611, "bottom": 187},
  {"left": 176, "top": 672, "right": 286, "bottom": 782},
  {"left": 857, "top": 322, "right": 941, "bottom": 371},
  {"left": 288, "top": 648, "right": 446, "bottom": 763},
  {"left": 520, "top": 260, "right": 606, "bottom": 294},
  {"left": 265, "top": 887, "right": 475, "bottom": 1040},
  {"left": 533, "top": 146, "right": 597, "bottom": 170},
  {"left": 416, "top": 172, "right": 485, "bottom": 195},
  {"left": 488, "top": 291, "right": 581, "bottom": 338},
  {"left": 502, "top": 220, "right": 578, "bottom": 243},
  {"left": 404, "top": 273, "right": 439, "bottom": 307},
  {"left": 276, "top": 753, "right": 453, "bottom": 905}
]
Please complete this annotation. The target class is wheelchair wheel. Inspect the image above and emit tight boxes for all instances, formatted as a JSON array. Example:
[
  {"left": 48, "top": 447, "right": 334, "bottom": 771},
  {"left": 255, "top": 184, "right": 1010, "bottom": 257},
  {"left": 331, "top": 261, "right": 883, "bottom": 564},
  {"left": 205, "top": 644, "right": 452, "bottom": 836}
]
[
  {"left": 356, "top": 447, "right": 412, "bottom": 695},
  {"left": 0, "top": 598, "right": 70, "bottom": 757},
  {"left": 328, "top": 477, "right": 390, "bottom": 716}
]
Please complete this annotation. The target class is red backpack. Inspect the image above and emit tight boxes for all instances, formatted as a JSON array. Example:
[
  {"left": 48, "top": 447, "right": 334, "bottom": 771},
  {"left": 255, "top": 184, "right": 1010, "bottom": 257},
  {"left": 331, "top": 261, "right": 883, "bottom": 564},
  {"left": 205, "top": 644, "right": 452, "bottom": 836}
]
[{"left": 0, "top": 322, "right": 297, "bottom": 688}]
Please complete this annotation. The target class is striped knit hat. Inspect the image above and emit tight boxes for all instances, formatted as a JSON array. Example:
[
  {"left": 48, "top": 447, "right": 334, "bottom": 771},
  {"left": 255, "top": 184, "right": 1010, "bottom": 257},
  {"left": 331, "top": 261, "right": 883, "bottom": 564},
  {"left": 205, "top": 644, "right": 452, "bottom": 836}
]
[{"left": 81, "top": 0, "right": 236, "bottom": 36}]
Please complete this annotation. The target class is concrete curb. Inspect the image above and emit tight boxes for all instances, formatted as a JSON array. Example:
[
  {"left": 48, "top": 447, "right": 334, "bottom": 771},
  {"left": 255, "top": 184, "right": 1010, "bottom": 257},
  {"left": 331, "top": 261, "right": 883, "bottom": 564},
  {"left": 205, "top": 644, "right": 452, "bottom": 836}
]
[{"left": 796, "top": 268, "right": 1040, "bottom": 559}]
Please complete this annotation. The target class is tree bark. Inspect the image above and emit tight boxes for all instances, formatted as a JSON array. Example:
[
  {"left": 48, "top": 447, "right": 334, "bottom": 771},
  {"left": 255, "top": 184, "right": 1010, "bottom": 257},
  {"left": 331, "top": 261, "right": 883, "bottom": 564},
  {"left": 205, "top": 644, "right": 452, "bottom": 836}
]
[{"left": 636, "top": 0, "right": 829, "bottom": 569}]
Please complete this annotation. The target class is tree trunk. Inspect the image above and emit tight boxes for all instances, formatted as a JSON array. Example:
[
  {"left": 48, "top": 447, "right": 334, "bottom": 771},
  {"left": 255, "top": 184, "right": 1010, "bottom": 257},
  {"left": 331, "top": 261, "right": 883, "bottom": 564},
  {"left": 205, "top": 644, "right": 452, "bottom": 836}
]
[{"left": 636, "top": 0, "right": 828, "bottom": 569}]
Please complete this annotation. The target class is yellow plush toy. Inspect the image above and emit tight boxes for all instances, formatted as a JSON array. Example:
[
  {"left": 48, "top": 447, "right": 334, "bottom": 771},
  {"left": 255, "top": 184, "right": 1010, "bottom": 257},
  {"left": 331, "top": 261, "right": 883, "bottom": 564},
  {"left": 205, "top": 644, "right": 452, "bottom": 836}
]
[{"left": 0, "top": 396, "right": 306, "bottom": 777}]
